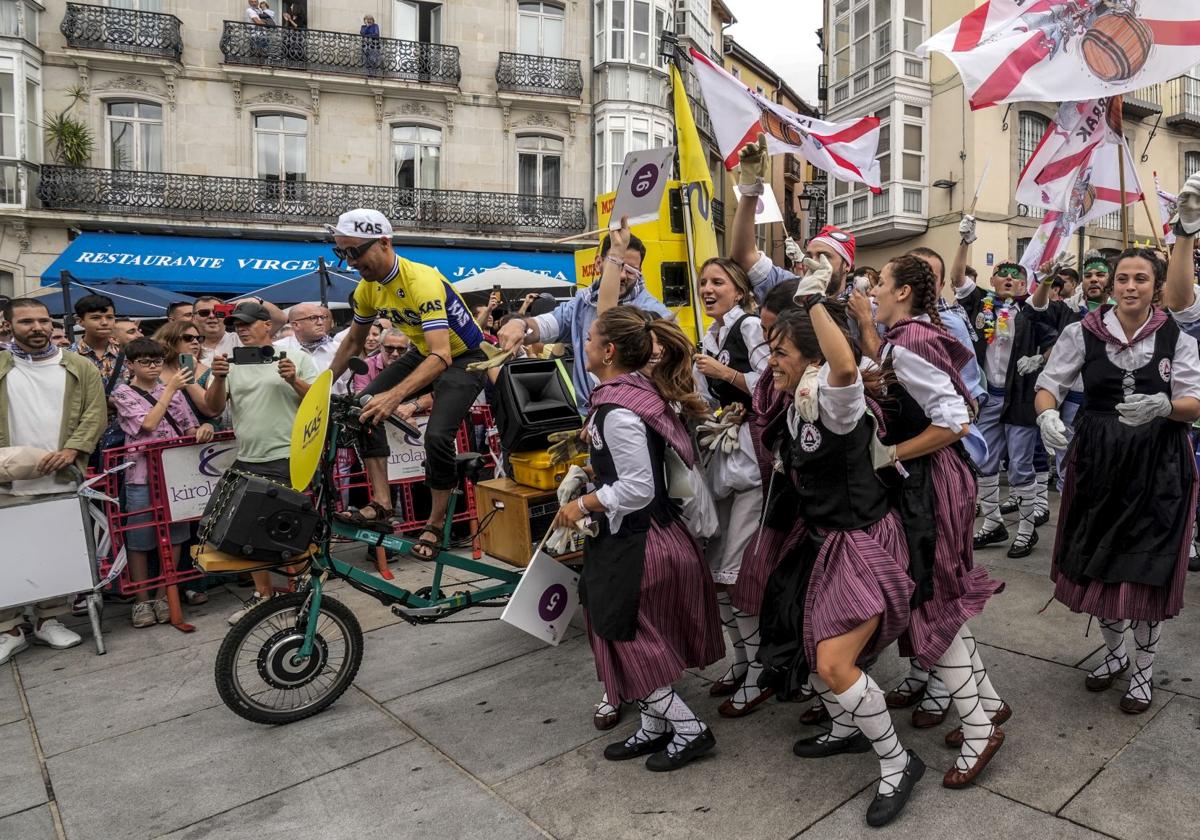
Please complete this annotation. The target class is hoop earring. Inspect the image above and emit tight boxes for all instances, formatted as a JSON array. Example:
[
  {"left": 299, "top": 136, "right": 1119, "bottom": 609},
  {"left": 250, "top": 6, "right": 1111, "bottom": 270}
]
[{"left": 603, "top": 356, "right": 613, "bottom": 367}]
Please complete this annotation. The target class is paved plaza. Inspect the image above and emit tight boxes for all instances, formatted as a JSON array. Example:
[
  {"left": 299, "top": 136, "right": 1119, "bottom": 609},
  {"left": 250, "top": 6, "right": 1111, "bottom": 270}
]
[{"left": 4, "top": 499, "right": 1200, "bottom": 840}]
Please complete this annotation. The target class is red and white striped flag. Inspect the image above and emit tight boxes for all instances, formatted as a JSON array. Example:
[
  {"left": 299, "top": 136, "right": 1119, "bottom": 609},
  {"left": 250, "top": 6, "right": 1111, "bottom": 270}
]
[
  {"left": 688, "top": 47, "right": 882, "bottom": 192},
  {"left": 1019, "top": 138, "right": 1142, "bottom": 276},
  {"left": 1016, "top": 98, "right": 1122, "bottom": 211},
  {"left": 1155, "top": 172, "right": 1178, "bottom": 245},
  {"left": 921, "top": 2, "right": 1200, "bottom": 110}
]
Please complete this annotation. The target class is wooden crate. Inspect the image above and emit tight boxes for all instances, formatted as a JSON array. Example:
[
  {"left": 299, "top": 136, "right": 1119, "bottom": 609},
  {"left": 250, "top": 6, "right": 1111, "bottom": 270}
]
[{"left": 475, "top": 478, "right": 579, "bottom": 567}]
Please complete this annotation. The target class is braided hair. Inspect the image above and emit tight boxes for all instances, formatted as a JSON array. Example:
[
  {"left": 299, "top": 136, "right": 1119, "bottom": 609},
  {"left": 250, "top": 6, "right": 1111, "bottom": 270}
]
[
  {"left": 884, "top": 254, "right": 943, "bottom": 329},
  {"left": 595, "top": 305, "right": 708, "bottom": 419}
]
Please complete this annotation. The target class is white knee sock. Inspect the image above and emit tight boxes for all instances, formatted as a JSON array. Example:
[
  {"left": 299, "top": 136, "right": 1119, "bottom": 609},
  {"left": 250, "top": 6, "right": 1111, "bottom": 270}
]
[
  {"left": 978, "top": 474, "right": 1003, "bottom": 532},
  {"left": 834, "top": 672, "right": 909, "bottom": 796},
  {"left": 809, "top": 673, "right": 859, "bottom": 742},
  {"left": 893, "top": 659, "right": 929, "bottom": 696},
  {"left": 960, "top": 627, "right": 1003, "bottom": 715},
  {"left": 1035, "top": 471, "right": 1050, "bottom": 515},
  {"left": 1013, "top": 482, "right": 1038, "bottom": 541},
  {"left": 1127, "top": 620, "right": 1162, "bottom": 704},
  {"left": 716, "top": 592, "right": 747, "bottom": 683},
  {"left": 597, "top": 691, "right": 617, "bottom": 716},
  {"left": 917, "top": 670, "right": 951, "bottom": 715},
  {"left": 1090, "top": 618, "right": 1130, "bottom": 678},
  {"left": 935, "top": 634, "right": 995, "bottom": 772},
  {"left": 636, "top": 685, "right": 706, "bottom": 754},
  {"left": 730, "top": 609, "right": 765, "bottom": 708}
]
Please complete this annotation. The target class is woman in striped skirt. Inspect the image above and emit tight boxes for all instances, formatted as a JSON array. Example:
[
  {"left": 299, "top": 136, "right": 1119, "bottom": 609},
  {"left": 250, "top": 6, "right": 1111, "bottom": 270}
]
[
  {"left": 692, "top": 258, "right": 774, "bottom": 718},
  {"left": 870, "top": 254, "right": 1008, "bottom": 789},
  {"left": 1034, "top": 247, "right": 1200, "bottom": 714},
  {"left": 553, "top": 305, "right": 725, "bottom": 772},
  {"left": 756, "top": 272, "right": 924, "bottom": 828}
]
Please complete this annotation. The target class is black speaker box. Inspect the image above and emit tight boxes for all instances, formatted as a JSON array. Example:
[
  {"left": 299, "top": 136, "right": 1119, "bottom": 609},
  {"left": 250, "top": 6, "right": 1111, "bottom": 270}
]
[
  {"left": 199, "top": 470, "right": 320, "bottom": 563},
  {"left": 493, "top": 358, "right": 582, "bottom": 452}
]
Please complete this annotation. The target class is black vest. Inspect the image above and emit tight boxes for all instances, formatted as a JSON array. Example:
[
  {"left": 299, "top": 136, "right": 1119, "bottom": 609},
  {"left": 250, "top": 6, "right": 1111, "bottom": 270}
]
[
  {"left": 784, "top": 412, "right": 889, "bottom": 531},
  {"left": 704, "top": 313, "right": 755, "bottom": 410},
  {"left": 1080, "top": 317, "right": 1177, "bottom": 412}
]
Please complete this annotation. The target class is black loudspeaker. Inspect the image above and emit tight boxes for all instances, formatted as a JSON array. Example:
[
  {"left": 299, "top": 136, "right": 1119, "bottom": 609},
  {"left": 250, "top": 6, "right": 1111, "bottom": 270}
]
[
  {"left": 199, "top": 470, "right": 320, "bottom": 563},
  {"left": 493, "top": 358, "right": 582, "bottom": 452}
]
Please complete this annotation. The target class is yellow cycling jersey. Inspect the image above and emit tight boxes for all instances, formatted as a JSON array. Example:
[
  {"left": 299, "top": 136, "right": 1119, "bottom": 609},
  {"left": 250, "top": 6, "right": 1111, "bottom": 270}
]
[{"left": 351, "top": 257, "right": 483, "bottom": 357}]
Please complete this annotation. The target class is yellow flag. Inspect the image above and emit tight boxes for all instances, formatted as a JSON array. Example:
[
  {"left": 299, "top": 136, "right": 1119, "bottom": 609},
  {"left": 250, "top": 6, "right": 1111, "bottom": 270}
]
[{"left": 671, "top": 65, "right": 719, "bottom": 337}]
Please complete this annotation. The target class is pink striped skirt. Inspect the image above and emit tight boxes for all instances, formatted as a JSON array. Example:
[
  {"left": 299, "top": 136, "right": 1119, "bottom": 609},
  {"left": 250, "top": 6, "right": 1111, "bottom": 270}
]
[
  {"left": 803, "top": 510, "right": 914, "bottom": 668},
  {"left": 900, "top": 447, "right": 1004, "bottom": 669},
  {"left": 730, "top": 515, "right": 802, "bottom": 615},
  {"left": 586, "top": 518, "right": 725, "bottom": 703}
]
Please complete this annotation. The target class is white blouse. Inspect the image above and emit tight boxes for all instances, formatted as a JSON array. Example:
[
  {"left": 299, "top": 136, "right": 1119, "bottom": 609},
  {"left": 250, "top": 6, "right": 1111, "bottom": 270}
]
[
  {"left": 881, "top": 343, "right": 972, "bottom": 431},
  {"left": 787, "top": 363, "right": 866, "bottom": 438},
  {"left": 590, "top": 407, "right": 656, "bottom": 534},
  {"left": 1036, "top": 309, "right": 1200, "bottom": 405},
  {"left": 698, "top": 304, "right": 770, "bottom": 394}
]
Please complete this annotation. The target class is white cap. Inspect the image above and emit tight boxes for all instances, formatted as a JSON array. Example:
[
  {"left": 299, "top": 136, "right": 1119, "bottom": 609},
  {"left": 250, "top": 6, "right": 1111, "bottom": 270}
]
[{"left": 324, "top": 208, "right": 393, "bottom": 239}]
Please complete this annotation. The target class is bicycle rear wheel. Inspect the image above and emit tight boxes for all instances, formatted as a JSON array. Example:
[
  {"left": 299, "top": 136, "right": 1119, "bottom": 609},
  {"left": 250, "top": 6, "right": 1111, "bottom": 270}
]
[{"left": 214, "top": 591, "right": 363, "bottom": 725}]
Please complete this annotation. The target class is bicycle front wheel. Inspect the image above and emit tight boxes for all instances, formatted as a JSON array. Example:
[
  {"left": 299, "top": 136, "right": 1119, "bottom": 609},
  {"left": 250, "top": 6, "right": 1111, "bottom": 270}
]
[{"left": 214, "top": 591, "right": 363, "bottom": 725}]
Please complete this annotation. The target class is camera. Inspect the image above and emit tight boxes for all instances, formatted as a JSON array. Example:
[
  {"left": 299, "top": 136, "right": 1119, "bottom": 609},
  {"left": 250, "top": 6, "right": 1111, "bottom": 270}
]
[
  {"left": 213, "top": 302, "right": 236, "bottom": 318},
  {"left": 231, "top": 345, "right": 277, "bottom": 365}
]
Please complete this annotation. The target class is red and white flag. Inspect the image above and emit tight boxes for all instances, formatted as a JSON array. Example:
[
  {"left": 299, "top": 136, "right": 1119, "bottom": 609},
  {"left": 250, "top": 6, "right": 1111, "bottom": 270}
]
[
  {"left": 1016, "top": 98, "right": 1122, "bottom": 211},
  {"left": 921, "top": 2, "right": 1200, "bottom": 110},
  {"left": 1155, "top": 172, "right": 1178, "bottom": 245},
  {"left": 1019, "top": 138, "right": 1142, "bottom": 276},
  {"left": 688, "top": 47, "right": 882, "bottom": 192}
]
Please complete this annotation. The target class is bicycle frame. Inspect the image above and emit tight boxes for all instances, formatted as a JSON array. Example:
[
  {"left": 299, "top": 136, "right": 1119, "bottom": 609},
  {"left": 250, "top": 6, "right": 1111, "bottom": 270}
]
[{"left": 292, "top": 405, "right": 521, "bottom": 661}]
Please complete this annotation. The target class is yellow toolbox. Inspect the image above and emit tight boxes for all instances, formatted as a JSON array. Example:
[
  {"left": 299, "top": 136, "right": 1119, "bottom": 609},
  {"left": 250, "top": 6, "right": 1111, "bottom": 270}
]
[{"left": 508, "top": 450, "right": 588, "bottom": 491}]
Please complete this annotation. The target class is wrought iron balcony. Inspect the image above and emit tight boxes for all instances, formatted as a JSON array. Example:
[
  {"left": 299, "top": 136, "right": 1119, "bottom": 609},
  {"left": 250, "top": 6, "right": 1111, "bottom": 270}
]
[
  {"left": 219, "top": 21, "right": 460, "bottom": 85},
  {"left": 37, "top": 165, "right": 587, "bottom": 236},
  {"left": 60, "top": 2, "right": 183, "bottom": 61},
  {"left": 496, "top": 52, "right": 583, "bottom": 98},
  {"left": 1166, "top": 75, "right": 1200, "bottom": 134}
]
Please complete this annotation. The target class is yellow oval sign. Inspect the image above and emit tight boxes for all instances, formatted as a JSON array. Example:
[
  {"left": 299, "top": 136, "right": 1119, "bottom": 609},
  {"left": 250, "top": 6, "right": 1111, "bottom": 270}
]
[{"left": 289, "top": 369, "right": 332, "bottom": 491}]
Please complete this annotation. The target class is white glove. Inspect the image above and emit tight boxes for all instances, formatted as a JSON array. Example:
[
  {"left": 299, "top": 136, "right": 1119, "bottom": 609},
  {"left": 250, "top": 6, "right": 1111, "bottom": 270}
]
[
  {"left": 1171, "top": 172, "right": 1200, "bottom": 236},
  {"left": 544, "top": 527, "right": 574, "bottom": 555},
  {"left": 793, "top": 255, "right": 832, "bottom": 300},
  {"left": 959, "top": 214, "right": 978, "bottom": 245},
  {"left": 1116, "top": 392, "right": 1172, "bottom": 427},
  {"left": 871, "top": 438, "right": 897, "bottom": 472},
  {"left": 1016, "top": 354, "right": 1045, "bottom": 375},
  {"left": 737, "top": 134, "right": 770, "bottom": 196},
  {"left": 556, "top": 464, "right": 589, "bottom": 505},
  {"left": 784, "top": 236, "right": 803, "bottom": 265},
  {"left": 1036, "top": 409, "right": 1069, "bottom": 451}
]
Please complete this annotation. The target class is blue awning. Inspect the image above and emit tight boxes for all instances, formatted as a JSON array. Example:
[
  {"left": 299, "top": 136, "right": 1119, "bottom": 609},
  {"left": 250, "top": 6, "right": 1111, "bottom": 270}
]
[{"left": 40, "top": 233, "right": 578, "bottom": 294}]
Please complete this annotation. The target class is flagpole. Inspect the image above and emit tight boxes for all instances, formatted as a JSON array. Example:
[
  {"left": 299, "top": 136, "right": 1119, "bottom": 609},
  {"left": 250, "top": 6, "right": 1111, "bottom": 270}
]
[
  {"left": 1119, "top": 150, "right": 1130, "bottom": 250},
  {"left": 1139, "top": 193, "right": 1164, "bottom": 251}
]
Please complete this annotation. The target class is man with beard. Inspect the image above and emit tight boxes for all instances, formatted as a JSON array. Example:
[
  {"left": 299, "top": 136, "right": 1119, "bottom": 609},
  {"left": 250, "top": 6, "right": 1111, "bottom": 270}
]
[
  {"left": 730, "top": 136, "right": 855, "bottom": 305},
  {"left": 0, "top": 298, "right": 105, "bottom": 663}
]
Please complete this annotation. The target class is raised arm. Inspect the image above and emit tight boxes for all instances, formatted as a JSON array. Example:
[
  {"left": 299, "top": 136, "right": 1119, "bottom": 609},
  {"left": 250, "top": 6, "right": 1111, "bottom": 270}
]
[
  {"left": 950, "top": 215, "right": 976, "bottom": 290},
  {"left": 731, "top": 135, "right": 769, "bottom": 273},
  {"left": 597, "top": 217, "right": 630, "bottom": 316},
  {"left": 810, "top": 299, "right": 857, "bottom": 387}
]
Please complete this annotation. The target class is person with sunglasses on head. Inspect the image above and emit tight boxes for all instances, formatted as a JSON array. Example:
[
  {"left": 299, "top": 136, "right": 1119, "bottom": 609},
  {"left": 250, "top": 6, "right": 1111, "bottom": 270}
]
[
  {"left": 151, "top": 321, "right": 225, "bottom": 433},
  {"left": 326, "top": 209, "right": 488, "bottom": 558},
  {"left": 191, "top": 295, "right": 286, "bottom": 366},
  {"left": 495, "top": 218, "right": 671, "bottom": 413},
  {"left": 949, "top": 217, "right": 1058, "bottom": 561},
  {"left": 110, "top": 338, "right": 214, "bottom": 628}
]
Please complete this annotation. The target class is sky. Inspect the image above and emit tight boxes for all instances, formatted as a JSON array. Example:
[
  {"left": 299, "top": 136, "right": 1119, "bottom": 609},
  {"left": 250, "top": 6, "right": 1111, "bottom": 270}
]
[{"left": 723, "top": 1, "right": 824, "bottom": 106}]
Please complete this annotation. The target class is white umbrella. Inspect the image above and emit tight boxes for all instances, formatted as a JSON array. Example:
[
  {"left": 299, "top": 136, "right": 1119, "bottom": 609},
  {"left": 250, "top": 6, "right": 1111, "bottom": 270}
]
[{"left": 451, "top": 263, "right": 575, "bottom": 295}]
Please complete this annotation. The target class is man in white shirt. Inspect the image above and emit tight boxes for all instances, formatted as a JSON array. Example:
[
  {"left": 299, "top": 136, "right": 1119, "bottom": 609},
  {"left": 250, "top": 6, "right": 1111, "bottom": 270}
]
[
  {"left": 246, "top": 0, "right": 265, "bottom": 24},
  {"left": 273, "top": 302, "right": 350, "bottom": 394}
]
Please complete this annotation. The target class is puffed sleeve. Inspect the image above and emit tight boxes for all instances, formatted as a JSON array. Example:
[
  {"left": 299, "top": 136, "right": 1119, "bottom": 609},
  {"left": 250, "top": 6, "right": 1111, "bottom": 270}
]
[
  {"left": 593, "top": 408, "right": 655, "bottom": 533},
  {"left": 1170, "top": 328, "right": 1200, "bottom": 401},
  {"left": 740, "top": 314, "right": 770, "bottom": 392},
  {"left": 888, "top": 346, "right": 970, "bottom": 430},
  {"left": 816, "top": 363, "right": 866, "bottom": 435},
  {"left": 1035, "top": 321, "right": 1086, "bottom": 405}
]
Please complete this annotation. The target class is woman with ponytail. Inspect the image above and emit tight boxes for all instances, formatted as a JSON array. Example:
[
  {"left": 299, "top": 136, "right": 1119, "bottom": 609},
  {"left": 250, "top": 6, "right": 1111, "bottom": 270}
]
[
  {"left": 870, "top": 254, "right": 1008, "bottom": 790},
  {"left": 754, "top": 287, "right": 922, "bottom": 827},
  {"left": 552, "top": 305, "right": 724, "bottom": 772}
]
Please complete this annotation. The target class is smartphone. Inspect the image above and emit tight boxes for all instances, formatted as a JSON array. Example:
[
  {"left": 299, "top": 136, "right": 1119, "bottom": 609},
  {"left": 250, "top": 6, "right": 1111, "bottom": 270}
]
[{"left": 179, "top": 353, "right": 196, "bottom": 379}]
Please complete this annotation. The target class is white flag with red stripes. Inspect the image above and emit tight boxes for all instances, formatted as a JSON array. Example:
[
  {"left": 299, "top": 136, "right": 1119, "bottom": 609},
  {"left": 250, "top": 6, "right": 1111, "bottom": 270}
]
[
  {"left": 688, "top": 47, "right": 882, "bottom": 192},
  {"left": 1155, "top": 173, "right": 1178, "bottom": 245},
  {"left": 920, "top": 1, "right": 1200, "bottom": 110},
  {"left": 1019, "top": 137, "right": 1142, "bottom": 276},
  {"left": 1015, "top": 98, "right": 1122, "bottom": 211}
]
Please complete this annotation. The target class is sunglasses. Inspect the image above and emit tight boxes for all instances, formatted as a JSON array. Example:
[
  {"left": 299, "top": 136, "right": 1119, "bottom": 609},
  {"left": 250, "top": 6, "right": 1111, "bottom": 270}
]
[
  {"left": 381, "top": 345, "right": 406, "bottom": 354},
  {"left": 181, "top": 334, "right": 201, "bottom": 342},
  {"left": 195, "top": 309, "right": 217, "bottom": 318},
  {"left": 995, "top": 267, "right": 1023, "bottom": 280},
  {"left": 332, "top": 239, "right": 380, "bottom": 262}
]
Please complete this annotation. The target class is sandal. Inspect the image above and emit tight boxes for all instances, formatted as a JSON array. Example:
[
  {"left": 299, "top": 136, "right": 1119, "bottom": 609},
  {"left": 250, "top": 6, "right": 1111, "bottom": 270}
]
[
  {"left": 410, "top": 522, "right": 445, "bottom": 560},
  {"left": 336, "top": 501, "right": 395, "bottom": 533}
]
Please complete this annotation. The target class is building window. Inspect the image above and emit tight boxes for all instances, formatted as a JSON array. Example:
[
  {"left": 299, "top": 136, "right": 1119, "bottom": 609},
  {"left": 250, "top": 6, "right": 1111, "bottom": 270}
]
[
  {"left": 852, "top": 195, "right": 867, "bottom": 222},
  {"left": 1019, "top": 111, "right": 1050, "bottom": 218},
  {"left": 595, "top": 114, "right": 669, "bottom": 193},
  {"left": 393, "top": 0, "right": 442, "bottom": 43},
  {"left": 902, "top": 121, "right": 922, "bottom": 181},
  {"left": 852, "top": 3, "right": 870, "bottom": 70},
  {"left": 254, "top": 113, "right": 306, "bottom": 186},
  {"left": 0, "top": 71, "right": 15, "bottom": 204},
  {"left": 392, "top": 124, "right": 440, "bottom": 189},
  {"left": 833, "top": 14, "right": 849, "bottom": 81},
  {"left": 877, "top": 107, "right": 892, "bottom": 183},
  {"left": 518, "top": 1, "right": 564, "bottom": 57},
  {"left": 873, "top": 189, "right": 890, "bottom": 215},
  {"left": 832, "top": 202, "right": 848, "bottom": 226},
  {"left": 1016, "top": 237, "right": 1031, "bottom": 262},
  {"left": 834, "top": 84, "right": 849, "bottom": 104},
  {"left": 106, "top": 101, "right": 163, "bottom": 172},
  {"left": 0, "top": 270, "right": 12, "bottom": 297},
  {"left": 23, "top": 75, "right": 38, "bottom": 166},
  {"left": 902, "top": 0, "right": 923, "bottom": 51},
  {"left": 517, "top": 134, "right": 562, "bottom": 197},
  {"left": 1186, "top": 150, "right": 1200, "bottom": 179},
  {"left": 595, "top": 0, "right": 669, "bottom": 66}
]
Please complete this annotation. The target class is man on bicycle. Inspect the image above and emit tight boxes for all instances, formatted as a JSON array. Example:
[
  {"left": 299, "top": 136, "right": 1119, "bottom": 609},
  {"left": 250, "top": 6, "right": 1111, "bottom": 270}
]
[{"left": 327, "top": 209, "right": 486, "bottom": 559}]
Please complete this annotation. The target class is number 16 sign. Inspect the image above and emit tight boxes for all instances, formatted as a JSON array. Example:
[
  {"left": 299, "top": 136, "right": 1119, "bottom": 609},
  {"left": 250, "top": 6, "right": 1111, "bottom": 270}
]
[
  {"left": 500, "top": 548, "right": 581, "bottom": 646},
  {"left": 608, "top": 146, "right": 676, "bottom": 230}
]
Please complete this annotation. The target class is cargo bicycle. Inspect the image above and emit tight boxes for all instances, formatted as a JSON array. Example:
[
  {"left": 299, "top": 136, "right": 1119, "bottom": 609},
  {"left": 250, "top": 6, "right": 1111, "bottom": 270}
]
[{"left": 204, "top": 366, "right": 522, "bottom": 724}]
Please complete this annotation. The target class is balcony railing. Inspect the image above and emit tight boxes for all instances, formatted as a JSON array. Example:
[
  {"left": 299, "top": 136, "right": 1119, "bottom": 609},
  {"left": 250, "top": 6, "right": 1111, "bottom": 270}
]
[
  {"left": 1166, "top": 75, "right": 1200, "bottom": 133},
  {"left": 784, "top": 154, "right": 804, "bottom": 182},
  {"left": 496, "top": 52, "right": 583, "bottom": 98},
  {"left": 1123, "top": 83, "right": 1163, "bottom": 120},
  {"left": 60, "top": 2, "right": 182, "bottom": 61},
  {"left": 219, "top": 21, "right": 460, "bottom": 85},
  {"left": 37, "top": 165, "right": 586, "bottom": 236}
]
